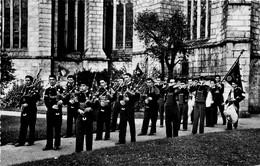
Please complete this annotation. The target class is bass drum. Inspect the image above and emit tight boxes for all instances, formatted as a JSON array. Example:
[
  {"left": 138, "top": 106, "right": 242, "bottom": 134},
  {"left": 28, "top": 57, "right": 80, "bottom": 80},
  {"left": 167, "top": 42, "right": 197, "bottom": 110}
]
[{"left": 224, "top": 104, "right": 238, "bottom": 124}]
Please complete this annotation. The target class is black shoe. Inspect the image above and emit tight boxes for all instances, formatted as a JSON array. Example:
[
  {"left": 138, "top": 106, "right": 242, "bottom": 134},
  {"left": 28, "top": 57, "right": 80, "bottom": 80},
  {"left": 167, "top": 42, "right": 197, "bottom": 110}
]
[
  {"left": 183, "top": 129, "right": 187, "bottom": 131},
  {"left": 115, "top": 141, "right": 125, "bottom": 145},
  {"left": 160, "top": 125, "right": 164, "bottom": 128},
  {"left": 148, "top": 133, "right": 155, "bottom": 136},
  {"left": 15, "top": 143, "right": 24, "bottom": 147},
  {"left": 137, "top": 133, "right": 146, "bottom": 136},
  {"left": 110, "top": 130, "right": 116, "bottom": 132},
  {"left": 26, "top": 142, "right": 34, "bottom": 146},
  {"left": 104, "top": 138, "right": 110, "bottom": 140},
  {"left": 53, "top": 146, "right": 60, "bottom": 150},
  {"left": 42, "top": 146, "right": 53, "bottom": 151},
  {"left": 225, "top": 128, "right": 232, "bottom": 131},
  {"left": 95, "top": 138, "right": 102, "bottom": 141}
]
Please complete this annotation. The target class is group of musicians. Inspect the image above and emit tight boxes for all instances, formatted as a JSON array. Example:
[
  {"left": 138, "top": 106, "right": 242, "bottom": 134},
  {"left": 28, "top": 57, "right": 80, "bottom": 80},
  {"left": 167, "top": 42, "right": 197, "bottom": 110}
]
[{"left": 14, "top": 73, "right": 245, "bottom": 153}]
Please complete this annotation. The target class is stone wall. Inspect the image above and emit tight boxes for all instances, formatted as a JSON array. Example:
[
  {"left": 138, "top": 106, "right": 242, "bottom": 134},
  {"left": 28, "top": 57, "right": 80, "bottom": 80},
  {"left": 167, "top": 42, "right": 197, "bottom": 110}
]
[{"left": 249, "top": 0, "right": 260, "bottom": 112}]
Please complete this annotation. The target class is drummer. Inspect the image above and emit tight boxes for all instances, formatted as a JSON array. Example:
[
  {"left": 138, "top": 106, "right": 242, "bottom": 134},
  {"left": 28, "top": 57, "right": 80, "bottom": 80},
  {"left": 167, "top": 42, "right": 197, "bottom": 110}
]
[{"left": 225, "top": 81, "right": 245, "bottom": 130}]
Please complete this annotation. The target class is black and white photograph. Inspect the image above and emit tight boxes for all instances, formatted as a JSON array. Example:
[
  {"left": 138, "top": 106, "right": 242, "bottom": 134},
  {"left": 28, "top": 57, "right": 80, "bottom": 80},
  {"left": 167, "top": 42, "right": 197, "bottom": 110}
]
[{"left": 1, "top": 0, "right": 260, "bottom": 165}]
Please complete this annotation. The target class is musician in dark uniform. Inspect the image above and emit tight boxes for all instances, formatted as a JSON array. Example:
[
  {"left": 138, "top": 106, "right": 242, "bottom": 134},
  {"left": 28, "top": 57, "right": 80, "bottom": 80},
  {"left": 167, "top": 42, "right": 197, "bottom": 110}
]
[
  {"left": 115, "top": 73, "right": 140, "bottom": 144},
  {"left": 75, "top": 82, "right": 95, "bottom": 152},
  {"left": 178, "top": 79, "right": 189, "bottom": 131},
  {"left": 111, "top": 77, "right": 124, "bottom": 132},
  {"left": 225, "top": 81, "right": 245, "bottom": 130},
  {"left": 63, "top": 75, "right": 78, "bottom": 138},
  {"left": 43, "top": 75, "right": 64, "bottom": 150},
  {"left": 164, "top": 78, "right": 180, "bottom": 137},
  {"left": 214, "top": 75, "right": 226, "bottom": 125},
  {"left": 155, "top": 77, "right": 167, "bottom": 128},
  {"left": 95, "top": 79, "right": 112, "bottom": 141},
  {"left": 15, "top": 75, "right": 40, "bottom": 147},
  {"left": 138, "top": 78, "right": 160, "bottom": 136},
  {"left": 189, "top": 76, "right": 208, "bottom": 134}
]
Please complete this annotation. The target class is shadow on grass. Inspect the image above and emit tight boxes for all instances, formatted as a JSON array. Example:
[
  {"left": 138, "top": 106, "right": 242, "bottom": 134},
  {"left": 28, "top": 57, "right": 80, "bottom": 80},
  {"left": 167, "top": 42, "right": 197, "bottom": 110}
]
[{"left": 15, "top": 129, "right": 260, "bottom": 166}]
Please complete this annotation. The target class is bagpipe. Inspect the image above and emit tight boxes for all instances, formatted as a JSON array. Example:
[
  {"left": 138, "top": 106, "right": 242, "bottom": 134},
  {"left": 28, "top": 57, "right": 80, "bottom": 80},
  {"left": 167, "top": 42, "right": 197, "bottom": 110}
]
[{"left": 19, "top": 69, "right": 42, "bottom": 116}]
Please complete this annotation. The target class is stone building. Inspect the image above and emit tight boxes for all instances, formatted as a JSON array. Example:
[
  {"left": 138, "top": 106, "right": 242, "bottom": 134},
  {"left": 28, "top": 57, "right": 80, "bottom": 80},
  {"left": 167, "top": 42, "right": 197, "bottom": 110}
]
[{"left": 0, "top": 0, "right": 259, "bottom": 111}]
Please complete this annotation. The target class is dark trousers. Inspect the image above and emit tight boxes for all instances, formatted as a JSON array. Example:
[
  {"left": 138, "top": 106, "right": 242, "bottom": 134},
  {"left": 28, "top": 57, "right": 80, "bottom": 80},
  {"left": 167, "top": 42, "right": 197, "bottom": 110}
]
[
  {"left": 227, "top": 105, "right": 239, "bottom": 130},
  {"left": 111, "top": 101, "right": 121, "bottom": 131},
  {"left": 165, "top": 104, "right": 179, "bottom": 137},
  {"left": 75, "top": 115, "right": 93, "bottom": 152},
  {"left": 192, "top": 102, "right": 206, "bottom": 134},
  {"left": 118, "top": 107, "right": 136, "bottom": 143},
  {"left": 66, "top": 104, "right": 78, "bottom": 136},
  {"left": 215, "top": 103, "right": 226, "bottom": 125},
  {"left": 18, "top": 110, "right": 37, "bottom": 144},
  {"left": 141, "top": 103, "right": 158, "bottom": 134},
  {"left": 96, "top": 106, "right": 111, "bottom": 140},
  {"left": 46, "top": 109, "right": 62, "bottom": 148},
  {"left": 158, "top": 98, "right": 165, "bottom": 126},
  {"left": 179, "top": 103, "right": 188, "bottom": 130},
  {"left": 206, "top": 105, "right": 215, "bottom": 127}
]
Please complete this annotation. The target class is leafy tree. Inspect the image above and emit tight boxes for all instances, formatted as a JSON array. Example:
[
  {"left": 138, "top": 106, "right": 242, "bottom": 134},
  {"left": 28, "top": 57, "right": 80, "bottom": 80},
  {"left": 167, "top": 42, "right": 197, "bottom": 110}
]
[
  {"left": 0, "top": 51, "right": 16, "bottom": 95},
  {"left": 134, "top": 9, "right": 188, "bottom": 79}
]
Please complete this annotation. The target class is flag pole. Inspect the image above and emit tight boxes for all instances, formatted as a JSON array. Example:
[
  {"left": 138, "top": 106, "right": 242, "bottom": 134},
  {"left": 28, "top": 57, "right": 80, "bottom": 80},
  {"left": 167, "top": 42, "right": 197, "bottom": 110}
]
[{"left": 221, "top": 49, "right": 244, "bottom": 82}]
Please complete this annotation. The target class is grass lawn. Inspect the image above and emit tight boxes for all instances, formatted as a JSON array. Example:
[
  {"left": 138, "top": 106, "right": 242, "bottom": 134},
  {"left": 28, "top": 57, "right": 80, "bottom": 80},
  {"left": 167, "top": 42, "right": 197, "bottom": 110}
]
[
  {"left": 1, "top": 115, "right": 67, "bottom": 145},
  {"left": 15, "top": 129, "right": 260, "bottom": 166}
]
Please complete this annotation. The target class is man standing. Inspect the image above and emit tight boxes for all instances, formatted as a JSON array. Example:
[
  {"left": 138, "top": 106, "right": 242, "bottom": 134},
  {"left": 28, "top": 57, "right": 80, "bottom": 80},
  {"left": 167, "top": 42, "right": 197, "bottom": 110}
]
[
  {"left": 111, "top": 77, "right": 124, "bottom": 132},
  {"left": 15, "top": 75, "right": 40, "bottom": 147},
  {"left": 75, "top": 82, "right": 94, "bottom": 152},
  {"left": 95, "top": 79, "right": 112, "bottom": 141},
  {"left": 178, "top": 79, "right": 189, "bottom": 131},
  {"left": 43, "top": 75, "right": 64, "bottom": 150},
  {"left": 115, "top": 73, "right": 140, "bottom": 144},
  {"left": 190, "top": 76, "right": 208, "bottom": 134},
  {"left": 138, "top": 78, "right": 160, "bottom": 136},
  {"left": 225, "top": 82, "right": 245, "bottom": 130},
  {"left": 164, "top": 78, "right": 180, "bottom": 137},
  {"left": 63, "top": 75, "right": 78, "bottom": 138},
  {"left": 154, "top": 78, "right": 167, "bottom": 128},
  {"left": 214, "top": 75, "right": 226, "bottom": 125}
]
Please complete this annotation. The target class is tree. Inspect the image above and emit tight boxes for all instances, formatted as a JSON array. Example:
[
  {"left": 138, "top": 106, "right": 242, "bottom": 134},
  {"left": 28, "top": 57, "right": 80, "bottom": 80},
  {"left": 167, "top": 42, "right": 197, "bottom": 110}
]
[
  {"left": 0, "top": 50, "right": 16, "bottom": 94},
  {"left": 134, "top": 9, "right": 188, "bottom": 79}
]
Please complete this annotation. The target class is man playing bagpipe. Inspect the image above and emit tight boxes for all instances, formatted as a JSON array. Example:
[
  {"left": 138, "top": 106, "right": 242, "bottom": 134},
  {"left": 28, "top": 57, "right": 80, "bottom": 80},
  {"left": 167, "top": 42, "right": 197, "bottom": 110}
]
[
  {"left": 115, "top": 73, "right": 140, "bottom": 145},
  {"left": 43, "top": 75, "right": 64, "bottom": 151},
  {"left": 164, "top": 78, "right": 180, "bottom": 137},
  {"left": 15, "top": 75, "right": 41, "bottom": 147},
  {"left": 177, "top": 78, "right": 190, "bottom": 131},
  {"left": 138, "top": 78, "right": 160, "bottom": 136},
  {"left": 214, "top": 75, "right": 226, "bottom": 125},
  {"left": 95, "top": 79, "right": 113, "bottom": 141},
  {"left": 111, "top": 77, "right": 124, "bottom": 132},
  {"left": 225, "top": 81, "right": 245, "bottom": 130},
  {"left": 63, "top": 75, "right": 78, "bottom": 138},
  {"left": 75, "top": 81, "right": 96, "bottom": 152},
  {"left": 189, "top": 76, "right": 209, "bottom": 134},
  {"left": 154, "top": 77, "right": 168, "bottom": 128}
]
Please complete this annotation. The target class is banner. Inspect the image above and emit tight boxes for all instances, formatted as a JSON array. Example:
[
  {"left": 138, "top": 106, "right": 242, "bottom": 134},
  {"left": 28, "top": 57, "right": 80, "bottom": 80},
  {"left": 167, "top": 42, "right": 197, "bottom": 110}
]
[{"left": 224, "top": 58, "right": 243, "bottom": 90}]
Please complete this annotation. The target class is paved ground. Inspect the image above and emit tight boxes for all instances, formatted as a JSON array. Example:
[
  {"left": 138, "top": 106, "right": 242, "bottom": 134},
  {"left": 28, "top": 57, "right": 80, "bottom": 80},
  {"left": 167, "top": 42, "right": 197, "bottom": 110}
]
[{"left": 1, "top": 110, "right": 260, "bottom": 166}]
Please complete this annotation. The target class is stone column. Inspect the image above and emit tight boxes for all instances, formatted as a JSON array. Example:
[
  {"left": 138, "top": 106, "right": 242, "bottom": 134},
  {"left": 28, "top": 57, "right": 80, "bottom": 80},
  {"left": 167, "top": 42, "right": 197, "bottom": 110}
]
[
  {"left": 0, "top": 0, "right": 2, "bottom": 48},
  {"left": 205, "top": 0, "right": 209, "bottom": 38},
  {"left": 123, "top": 1, "right": 126, "bottom": 50},
  {"left": 190, "top": 0, "right": 194, "bottom": 40},
  {"left": 74, "top": 0, "right": 78, "bottom": 51},
  {"left": 112, "top": 0, "right": 117, "bottom": 50},
  {"left": 197, "top": 0, "right": 201, "bottom": 39},
  {"left": 84, "top": 0, "right": 106, "bottom": 59},
  {"left": 64, "top": 0, "right": 68, "bottom": 49}
]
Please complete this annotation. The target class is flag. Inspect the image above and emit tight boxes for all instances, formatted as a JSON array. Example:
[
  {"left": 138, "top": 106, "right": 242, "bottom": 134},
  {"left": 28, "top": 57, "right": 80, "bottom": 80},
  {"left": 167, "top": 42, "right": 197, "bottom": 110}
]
[
  {"left": 134, "top": 63, "right": 143, "bottom": 77},
  {"left": 224, "top": 59, "right": 243, "bottom": 90}
]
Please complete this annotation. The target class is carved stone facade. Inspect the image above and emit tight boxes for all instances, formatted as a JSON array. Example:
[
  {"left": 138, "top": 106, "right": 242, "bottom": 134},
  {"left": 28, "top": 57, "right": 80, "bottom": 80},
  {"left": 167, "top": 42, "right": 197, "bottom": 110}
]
[{"left": 1, "top": 0, "right": 260, "bottom": 110}]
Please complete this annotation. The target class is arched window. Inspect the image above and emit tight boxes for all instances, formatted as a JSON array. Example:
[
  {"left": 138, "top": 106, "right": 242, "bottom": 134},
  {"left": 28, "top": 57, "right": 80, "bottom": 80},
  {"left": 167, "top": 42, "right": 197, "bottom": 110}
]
[
  {"left": 125, "top": 1, "right": 133, "bottom": 48},
  {"left": 116, "top": 1, "right": 123, "bottom": 48},
  {"left": 1, "top": 0, "right": 27, "bottom": 49}
]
